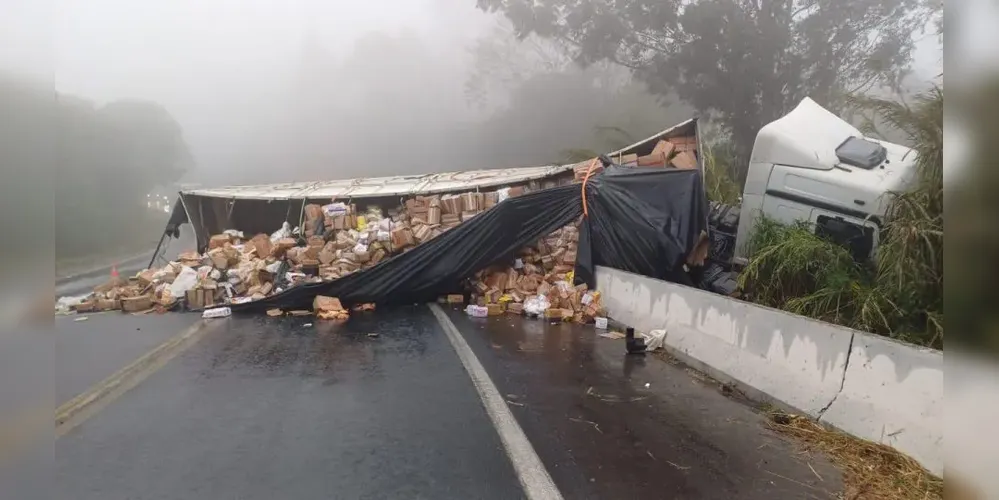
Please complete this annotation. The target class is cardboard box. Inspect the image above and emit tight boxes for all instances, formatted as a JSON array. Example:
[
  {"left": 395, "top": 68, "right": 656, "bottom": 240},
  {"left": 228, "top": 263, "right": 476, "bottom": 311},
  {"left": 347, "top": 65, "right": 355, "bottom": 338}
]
[
  {"left": 137, "top": 269, "right": 157, "bottom": 287},
  {"left": 122, "top": 294, "right": 153, "bottom": 313},
  {"left": 412, "top": 224, "right": 432, "bottom": 242},
  {"left": 562, "top": 250, "right": 577, "bottom": 264},
  {"left": 210, "top": 252, "right": 229, "bottom": 270},
  {"left": 249, "top": 234, "right": 272, "bottom": 258},
  {"left": 637, "top": 153, "right": 668, "bottom": 167},
  {"left": 427, "top": 206, "right": 441, "bottom": 225},
  {"left": 506, "top": 303, "right": 524, "bottom": 315},
  {"left": 73, "top": 299, "right": 97, "bottom": 313},
  {"left": 314, "top": 295, "right": 349, "bottom": 320},
  {"left": 460, "top": 192, "right": 479, "bottom": 212},
  {"left": 670, "top": 151, "right": 697, "bottom": 170},
  {"left": 651, "top": 139, "right": 676, "bottom": 157},
  {"left": 484, "top": 191, "right": 500, "bottom": 209},
  {"left": 544, "top": 308, "right": 563, "bottom": 319},
  {"left": 390, "top": 227, "right": 415, "bottom": 248},
  {"left": 186, "top": 289, "right": 204, "bottom": 309},
  {"left": 486, "top": 303, "right": 504, "bottom": 316},
  {"left": 209, "top": 234, "right": 230, "bottom": 249},
  {"left": 313, "top": 295, "right": 344, "bottom": 312},
  {"left": 447, "top": 294, "right": 464, "bottom": 304},
  {"left": 441, "top": 196, "right": 461, "bottom": 215}
]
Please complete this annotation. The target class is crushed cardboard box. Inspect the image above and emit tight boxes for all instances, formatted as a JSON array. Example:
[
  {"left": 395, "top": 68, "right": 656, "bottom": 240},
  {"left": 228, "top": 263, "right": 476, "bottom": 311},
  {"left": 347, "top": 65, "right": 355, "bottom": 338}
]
[{"left": 314, "top": 295, "right": 348, "bottom": 320}]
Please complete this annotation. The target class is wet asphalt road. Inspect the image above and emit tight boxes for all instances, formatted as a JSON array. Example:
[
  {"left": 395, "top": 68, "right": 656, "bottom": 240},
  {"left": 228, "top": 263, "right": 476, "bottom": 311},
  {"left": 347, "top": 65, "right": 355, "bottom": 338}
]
[
  {"left": 50, "top": 305, "right": 843, "bottom": 499},
  {"left": 56, "top": 306, "right": 524, "bottom": 500},
  {"left": 55, "top": 312, "right": 200, "bottom": 403}
]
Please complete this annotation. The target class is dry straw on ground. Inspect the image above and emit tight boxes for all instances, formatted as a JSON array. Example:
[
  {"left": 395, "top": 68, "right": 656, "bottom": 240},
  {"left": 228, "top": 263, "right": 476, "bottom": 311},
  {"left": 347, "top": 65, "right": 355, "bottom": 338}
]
[{"left": 766, "top": 410, "right": 943, "bottom": 500}]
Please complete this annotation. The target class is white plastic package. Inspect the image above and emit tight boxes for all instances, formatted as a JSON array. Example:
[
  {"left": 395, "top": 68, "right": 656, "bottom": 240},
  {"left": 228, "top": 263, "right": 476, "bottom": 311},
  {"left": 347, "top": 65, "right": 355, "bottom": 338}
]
[
  {"left": 322, "top": 202, "right": 348, "bottom": 217},
  {"left": 523, "top": 295, "right": 551, "bottom": 316},
  {"left": 353, "top": 243, "right": 369, "bottom": 254},
  {"left": 55, "top": 295, "right": 88, "bottom": 315},
  {"left": 643, "top": 329, "right": 666, "bottom": 351},
  {"left": 497, "top": 187, "right": 511, "bottom": 203},
  {"left": 169, "top": 266, "right": 199, "bottom": 297},
  {"left": 202, "top": 306, "right": 232, "bottom": 319},
  {"left": 270, "top": 222, "right": 292, "bottom": 242},
  {"left": 465, "top": 305, "right": 489, "bottom": 318},
  {"left": 265, "top": 261, "right": 282, "bottom": 274}
]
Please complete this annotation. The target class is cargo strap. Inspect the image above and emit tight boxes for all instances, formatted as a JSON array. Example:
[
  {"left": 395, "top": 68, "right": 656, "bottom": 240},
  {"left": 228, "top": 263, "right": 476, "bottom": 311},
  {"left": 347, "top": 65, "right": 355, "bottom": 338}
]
[{"left": 581, "top": 158, "right": 599, "bottom": 217}]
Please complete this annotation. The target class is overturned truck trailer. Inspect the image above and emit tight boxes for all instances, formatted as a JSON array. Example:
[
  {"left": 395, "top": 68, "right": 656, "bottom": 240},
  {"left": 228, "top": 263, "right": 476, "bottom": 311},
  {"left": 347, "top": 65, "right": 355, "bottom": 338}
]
[{"left": 159, "top": 118, "right": 710, "bottom": 311}]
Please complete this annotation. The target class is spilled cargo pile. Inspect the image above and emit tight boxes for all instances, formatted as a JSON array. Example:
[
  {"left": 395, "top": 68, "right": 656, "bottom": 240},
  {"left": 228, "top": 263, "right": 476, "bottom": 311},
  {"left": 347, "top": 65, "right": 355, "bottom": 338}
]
[
  {"left": 57, "top": 132, "right": 704, "bottom": 321},
  {"left": 59, "top": 186, "right": 537, "bottom": 317},
  {"left": 460, "top": 223, "right": 607, "bottom": 323}
]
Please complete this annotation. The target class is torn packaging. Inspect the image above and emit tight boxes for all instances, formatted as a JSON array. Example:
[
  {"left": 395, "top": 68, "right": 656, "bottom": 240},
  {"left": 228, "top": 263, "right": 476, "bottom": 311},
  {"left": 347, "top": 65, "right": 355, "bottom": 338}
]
[{"left": 228, "top": 166, "right": 706, "bottom": 312}]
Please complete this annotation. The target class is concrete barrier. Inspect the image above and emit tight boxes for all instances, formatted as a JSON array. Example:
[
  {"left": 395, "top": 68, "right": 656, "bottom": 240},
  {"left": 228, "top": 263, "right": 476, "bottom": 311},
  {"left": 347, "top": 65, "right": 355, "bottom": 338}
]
[
  {"left": 594, "top": 265, "right": 943, "bottom": 476},
  {"left": 820, "top": 332, "right": 942, "bottom": 474}
]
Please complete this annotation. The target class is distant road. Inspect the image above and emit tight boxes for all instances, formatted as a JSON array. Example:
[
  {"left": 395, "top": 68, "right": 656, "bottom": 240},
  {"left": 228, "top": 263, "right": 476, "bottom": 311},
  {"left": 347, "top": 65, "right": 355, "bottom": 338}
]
[{"left": 55, "top": 227, "right": 197, "bottom": 298}]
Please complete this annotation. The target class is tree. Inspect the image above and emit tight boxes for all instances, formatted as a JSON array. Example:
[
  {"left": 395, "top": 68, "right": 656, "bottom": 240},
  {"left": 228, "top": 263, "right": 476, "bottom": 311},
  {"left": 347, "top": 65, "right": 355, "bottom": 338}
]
[
  {"left": 48, "top": 91, "right": 194, "bottom": 260},
  {"left": 476, "top": 0, "right": 941, "bottom": 169}
]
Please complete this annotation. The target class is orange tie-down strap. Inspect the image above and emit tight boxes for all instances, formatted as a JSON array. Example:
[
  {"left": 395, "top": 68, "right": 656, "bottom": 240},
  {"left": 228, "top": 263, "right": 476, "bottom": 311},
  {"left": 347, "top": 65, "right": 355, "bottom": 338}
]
[{"left": 581, "top": 157, "right": 599, "bottom": 217}]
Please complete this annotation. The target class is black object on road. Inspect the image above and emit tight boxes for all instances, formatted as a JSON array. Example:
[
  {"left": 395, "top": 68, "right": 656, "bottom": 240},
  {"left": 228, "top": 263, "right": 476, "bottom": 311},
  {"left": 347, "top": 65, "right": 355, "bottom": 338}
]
[{"left": 624, "top": 327, "right": 647, "bottom": 355}]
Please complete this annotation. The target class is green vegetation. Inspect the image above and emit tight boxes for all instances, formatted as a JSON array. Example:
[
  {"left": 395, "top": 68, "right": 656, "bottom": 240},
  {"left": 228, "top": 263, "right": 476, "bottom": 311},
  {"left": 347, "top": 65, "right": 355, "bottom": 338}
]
[
  {"left": 701, "top": 142, "right": 741, "bottom": 205},
  {"left": 739, "top": 88, "right": 943, "bottom": 349}
]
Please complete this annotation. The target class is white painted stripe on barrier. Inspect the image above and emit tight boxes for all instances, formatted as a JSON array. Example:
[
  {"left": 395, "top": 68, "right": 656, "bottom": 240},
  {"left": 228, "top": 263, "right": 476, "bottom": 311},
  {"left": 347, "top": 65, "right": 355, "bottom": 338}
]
[
  {"left": 429, "top": 304, "right": 563, "bottom": 500},
  {"left": 594, "top": 265, "right": 943, "bottom": 476}
]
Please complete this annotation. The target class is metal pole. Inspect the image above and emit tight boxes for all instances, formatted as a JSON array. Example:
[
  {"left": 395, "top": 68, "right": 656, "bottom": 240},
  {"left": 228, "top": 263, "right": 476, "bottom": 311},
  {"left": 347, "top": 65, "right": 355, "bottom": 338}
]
[{"left": 147, "top": 229, "right": 169, "bottom": 270}]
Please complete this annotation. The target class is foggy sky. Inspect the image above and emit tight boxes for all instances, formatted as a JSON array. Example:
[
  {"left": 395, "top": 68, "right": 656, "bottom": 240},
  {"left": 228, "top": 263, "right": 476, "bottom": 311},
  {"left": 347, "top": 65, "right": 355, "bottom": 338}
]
[
  {"left": 3, "top": 0, "right": 951, "bottom": 189},
  {"left": 47, "top": 0, "right": 495, "bottom": 187}
]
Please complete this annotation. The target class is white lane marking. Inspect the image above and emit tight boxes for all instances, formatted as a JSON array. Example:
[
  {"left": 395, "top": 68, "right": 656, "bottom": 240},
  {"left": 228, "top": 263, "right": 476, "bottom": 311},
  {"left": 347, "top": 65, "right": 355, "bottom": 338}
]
[{"left": 429, "top": 304, "right": 564, "bottom": 500}]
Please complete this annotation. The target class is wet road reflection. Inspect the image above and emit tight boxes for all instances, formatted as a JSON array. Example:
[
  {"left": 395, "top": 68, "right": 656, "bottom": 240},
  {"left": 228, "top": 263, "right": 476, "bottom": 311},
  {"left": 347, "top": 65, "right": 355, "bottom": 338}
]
[{"left": 446, "top": 310, "right": 843, "bottom": 500}]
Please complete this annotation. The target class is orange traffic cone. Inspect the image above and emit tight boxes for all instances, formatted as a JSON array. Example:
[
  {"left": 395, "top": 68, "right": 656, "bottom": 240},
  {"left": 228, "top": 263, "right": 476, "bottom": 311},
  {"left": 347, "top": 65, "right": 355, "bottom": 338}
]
[{"left": 111, "top": 264, "right": 119, "bottom": 279}]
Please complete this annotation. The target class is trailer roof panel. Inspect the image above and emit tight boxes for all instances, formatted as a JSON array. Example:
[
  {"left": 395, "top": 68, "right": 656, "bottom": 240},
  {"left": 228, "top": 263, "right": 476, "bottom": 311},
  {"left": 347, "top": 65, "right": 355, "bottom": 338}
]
[{"left": 181, "top": 165, "right": 573, "bottom": 200}]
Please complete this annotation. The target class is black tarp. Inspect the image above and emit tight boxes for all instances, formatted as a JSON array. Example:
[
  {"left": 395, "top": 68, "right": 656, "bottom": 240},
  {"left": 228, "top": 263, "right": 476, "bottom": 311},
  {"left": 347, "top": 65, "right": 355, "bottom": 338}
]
[{"left": 227, "top": 164, "right": 708, "bottom": 313}]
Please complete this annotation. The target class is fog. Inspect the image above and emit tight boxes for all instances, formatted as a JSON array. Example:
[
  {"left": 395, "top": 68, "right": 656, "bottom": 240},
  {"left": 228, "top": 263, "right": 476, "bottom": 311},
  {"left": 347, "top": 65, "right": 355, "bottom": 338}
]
[
  {"left": 39, "top": 0, "right": 940, "bottom": 189},
  {"left": 1, "top": 0, "right": 945, "bottom": 264},
  {"left": 51, "top": 0, "right": 500, "bottom": 186}
]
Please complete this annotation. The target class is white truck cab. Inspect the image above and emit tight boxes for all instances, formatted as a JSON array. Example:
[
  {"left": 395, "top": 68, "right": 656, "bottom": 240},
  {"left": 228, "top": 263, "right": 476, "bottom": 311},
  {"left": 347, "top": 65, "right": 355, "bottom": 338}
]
[{"left": 733, "top": 97, "right": 919, "bottom": 263}]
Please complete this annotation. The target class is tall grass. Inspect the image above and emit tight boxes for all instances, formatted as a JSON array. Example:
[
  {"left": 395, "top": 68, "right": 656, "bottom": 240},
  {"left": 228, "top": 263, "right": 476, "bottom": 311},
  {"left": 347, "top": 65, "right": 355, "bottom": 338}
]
[
  {"left": 739, "top": 88, "right": 943, "bottom": 348},
  {"left": 702, "top": 143, "right": 742, "bottom": 205},
  {"left": 738, "top": 218, "right": 897, "bottom": 334}
]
